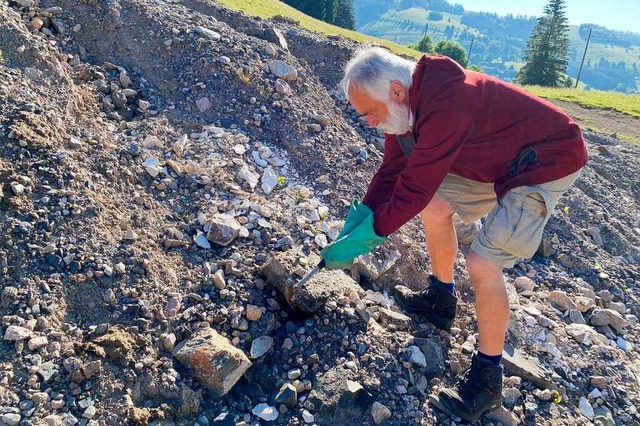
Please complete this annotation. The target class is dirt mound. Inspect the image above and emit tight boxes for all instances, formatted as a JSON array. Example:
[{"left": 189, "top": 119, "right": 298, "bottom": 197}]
[{"left": 1, "top": 0, "right": 639, "bottom": 425}]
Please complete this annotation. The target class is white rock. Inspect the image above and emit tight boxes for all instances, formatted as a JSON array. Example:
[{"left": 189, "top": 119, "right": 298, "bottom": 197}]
[
  {"left": 250, "top": 336, "right": 273, "bottom": 358},
  {"left": 288, "top": 368, "right": 301, "bottom": 379},
  {"left": 196, "top": 97, "right": 211, "bottom": 112},
  {"left": 579, "top": 396, "right": 594, "bottom": 420},
  {"left": 616, "top": 337, "right": 631, "bottom": 351},
  {"left": 4, "top": 325, "right": 31, "bottom": 341},
  {"left": 238, "top": 165, "right": 259, "bottom": 190},
  {"left": 213, "top": 270, "right": 226, "bottom": 289},
  {"left": 261, "top": 167, "right": 279, "bottom": 194},
  {"left": 28, "top": 336, "right": 49, "bottom": 351},
  {"left": 314, "top": 233, "right": 328, "bottom": 248},
  {"left": 194, "top": 232, "right": 211, "bottom": 249},
  {"left": 143, "top": 157, "right": 160, "bottom": 167},
  {"left": 233, "top": 144, "right": 246, "bottom": 155},
  {"left": 252, "top": 403, "right": 278, "bottom": 421},
  {"left": 269, "top": 60, "right": 298, "bottom": 81},
  {"left": 302, "top": 410, "right": 314, "bottom": 423},
  {"left": 408, "top": 345, "right": 427, "bottom": 367},
  {"left": 194, "top": 26, "right": 221, "bottom": 41}
]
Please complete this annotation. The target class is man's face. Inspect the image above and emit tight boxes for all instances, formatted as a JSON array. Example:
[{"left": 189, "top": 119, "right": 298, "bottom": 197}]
[{"left": 348, "top": 84, "right": 410, "bottom": 135}]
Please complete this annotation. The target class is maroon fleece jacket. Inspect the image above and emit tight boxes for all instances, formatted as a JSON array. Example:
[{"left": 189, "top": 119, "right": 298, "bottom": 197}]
[{"left": 363, "top": 55, "right": 589, "bottom": 237}]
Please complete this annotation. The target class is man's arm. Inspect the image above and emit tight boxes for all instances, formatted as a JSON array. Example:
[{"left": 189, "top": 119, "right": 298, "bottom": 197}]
[
  {"left": 373, "top": 87, "right": 474, "bottom": 236},
  {"left": 362, "top": 134, "right": 408, "bottom": 211}
]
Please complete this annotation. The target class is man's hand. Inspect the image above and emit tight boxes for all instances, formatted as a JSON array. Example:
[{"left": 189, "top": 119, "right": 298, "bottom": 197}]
[
  {"left": 336, "top": 200, "right": 373, "bottom": 240},
  {"left": 321, "top": 213, "right": 388, "bottom": 270}
]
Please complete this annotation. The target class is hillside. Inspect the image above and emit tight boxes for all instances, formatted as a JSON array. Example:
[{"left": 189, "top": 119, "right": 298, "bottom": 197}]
[
  {"left": 355, "top": 0, "right": 640, "bottom": 92},
  {"left": 1, "top": 0, "right": 640, "bottom": 426}
]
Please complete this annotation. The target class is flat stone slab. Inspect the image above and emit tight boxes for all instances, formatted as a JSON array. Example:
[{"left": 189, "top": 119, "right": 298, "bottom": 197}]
[{"left": 502, "top": 344, "right": 557, "bottom": 390}]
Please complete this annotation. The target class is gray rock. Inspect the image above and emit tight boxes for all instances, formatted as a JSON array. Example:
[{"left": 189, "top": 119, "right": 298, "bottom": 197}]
[
  {"left": 275, "top": 383, "right": 297, "bottom": 407},
  {"left": 502, "top": 344, "right": 556, "bottom": 390},
  {"left": 414, "top": 338, "right": 446, "bottom": 378},
  {"left": 250, "top": 336, "right": 273, "bottom": 359},
  {"left": 307, "top": 367, "right": 371, "bottom": 426},
  {"left": 589, "top": 308, "right": 611, "bottom": 327},
  {"left": 568, "top": 309, "right": 586, "bottom": 324},
  {"left": 275, "top": 78, "right": 291, "bottom": 95},
  {"left": 252, "top": 403, "right": 278, "bottom": 421},
  {"left": 264, "top": 27, "right": 288, "bottom": 51},
  {"left": 370, "top": 402, "right": 391, "bottom": 425},
  {"left": 173, "top": 327, "right": 251, "bottom": 396},
  {"left": 453, "top": 214, "right": 481, "bottom": 245},
  {"left": 4, "top": 325, "right": 31, "bottom": 340}
]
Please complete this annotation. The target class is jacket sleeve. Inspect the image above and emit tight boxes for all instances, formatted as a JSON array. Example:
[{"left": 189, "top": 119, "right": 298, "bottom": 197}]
[
  {"left": 362, "top": 134, "right": 408, "bottom": 212},
  {"left": 373, "top": 84, "right": 474, "bottom": 236}
]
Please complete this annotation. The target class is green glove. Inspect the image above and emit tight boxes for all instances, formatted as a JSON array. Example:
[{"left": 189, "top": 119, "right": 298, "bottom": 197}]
[
  {"left": 321, "top": 213, "right": 388, "bottom": 270},
  {"left": 336, "top": 200, "right": 373, "bottom": 240}
]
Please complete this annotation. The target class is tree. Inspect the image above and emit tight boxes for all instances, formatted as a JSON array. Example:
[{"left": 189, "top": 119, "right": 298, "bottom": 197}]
[
  {"left": 334, "top": 0, "right": 355, "bottom": 30},
  {"left": 435, "top": 40, "right": 468, "bottom": 67},
  {"left": 516, "top": 0, "right": 570, "bottom": 87},
  {"left": 409, "top": 34, "right": 434, "bottom": 53},
  {"left": 324, "top": 0, "right": 338, "bottom": 24}
]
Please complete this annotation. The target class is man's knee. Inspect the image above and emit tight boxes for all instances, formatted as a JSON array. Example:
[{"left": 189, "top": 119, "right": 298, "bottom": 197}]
[
  {"left": 466, "top": 250, "right": 503, "bottom": 284},
  {"left": 420, "top": 195, "right": 455, "bottom": 224}
]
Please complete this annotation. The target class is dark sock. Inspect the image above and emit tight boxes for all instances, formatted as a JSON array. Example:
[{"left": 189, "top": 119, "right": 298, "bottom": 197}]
[
  {"left": 432, "top": 276, "right": 455, "bottom": 294},
  {"left": 477, "top": 351, "right": 502, "bottom": 365}
]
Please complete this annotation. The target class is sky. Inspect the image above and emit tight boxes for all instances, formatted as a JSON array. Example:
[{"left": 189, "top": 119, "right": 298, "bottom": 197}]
[{"left": 450, "top": 0, "right": 640, "bottom": 33}]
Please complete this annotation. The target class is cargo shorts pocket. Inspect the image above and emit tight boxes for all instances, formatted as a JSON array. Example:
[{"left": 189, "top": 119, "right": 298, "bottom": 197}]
[{"left": 482, "top": 189, "right": 549, "bottom": 259}]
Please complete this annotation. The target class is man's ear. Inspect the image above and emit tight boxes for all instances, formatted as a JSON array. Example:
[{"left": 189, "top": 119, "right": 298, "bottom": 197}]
[{"left": 388, "top": 80, "right": 406, "bottom": 104}]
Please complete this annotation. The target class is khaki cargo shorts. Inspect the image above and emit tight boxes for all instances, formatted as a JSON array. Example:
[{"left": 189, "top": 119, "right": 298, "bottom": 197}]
[{"left": 435, "top": 170, "right": 582, "bottom": 268}]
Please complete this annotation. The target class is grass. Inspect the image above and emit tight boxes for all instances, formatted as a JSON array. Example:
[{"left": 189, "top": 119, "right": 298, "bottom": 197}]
[
  {"left": 523, "top": 86, "right": 640, "bottom": 118},
  {"left": 216, "top": 0, "right": 421, "bottom": 59}
]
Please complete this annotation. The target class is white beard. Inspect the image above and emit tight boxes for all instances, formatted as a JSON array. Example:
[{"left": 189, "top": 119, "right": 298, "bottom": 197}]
[{"left": 379, "top": 102, "right": 410, "bottom": 135}]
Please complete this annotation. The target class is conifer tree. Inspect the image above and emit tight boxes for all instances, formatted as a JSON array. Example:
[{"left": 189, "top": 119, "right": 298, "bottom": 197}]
[
  {"left": 335, "top": 0, "right": 355, "bottom": 30},
  {"left": 516, "top": 0, "right": 570, "bottom": 86}
]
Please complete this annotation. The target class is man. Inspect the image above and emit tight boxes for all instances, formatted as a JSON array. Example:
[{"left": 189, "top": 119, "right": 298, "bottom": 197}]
[{"left": 320, "top": 47, "right": 588, "bottom": 421}]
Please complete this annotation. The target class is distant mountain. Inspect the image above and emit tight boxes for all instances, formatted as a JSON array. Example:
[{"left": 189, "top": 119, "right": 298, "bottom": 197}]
[{"left": 354, "top": 0, "right": 640, "bottom": 92}]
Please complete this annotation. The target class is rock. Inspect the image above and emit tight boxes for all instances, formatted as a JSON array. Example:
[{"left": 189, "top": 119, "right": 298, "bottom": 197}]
[
  {"left": 1, "top": 413, "right": 21, "bottom": 426},
  {"left": 195, "top": 232, "right": 211, "bottom": 249},
  {"left": 377, "top": 308, "right": 411, "bottom": 330},
  {"left": 414, "top": 338, "right": 446, "bottom": 378},
  {"left": 269, "top": 60, "right": 298, "bottom": 82},
  {"left": 261, "top": 167, "right": 279, "bottom": 194},
  {"left": 212, "top": 270, "right": 226, "bottom": 289},
  {"left": 589, "top": 308, "right": 611, "bottom": 326},
  {"left": 302, "top": 410, "right": 314, "bottom": 423},
  {"left": 173, "top": 327, "right": 251, "bottom": 396},
  {"left": 579, "top": 396, "right": 595, "bottom": 420},
  {"left": 547, "top": 290, "right": 577, "bottom": 311},
  {"left": 590, "top": 376, "right": 608, "bottom": 389},
  {"left": 486, "top": 406, "right": 519, "bottom": 426},
  {"left": 589, "top": 226, "right": 604, "bottom": 246},
  {"left": 245, "top": 305, "right": 262, "bottom": 321},
  {"left": 237, "top": 165, "right": 259, "bottom": 190},
  {"left": 252, "top": 403, "right": 278, "bottom": 421},
  {"left": 207, "top": 215, "right": 241, "bottom": 246},
  {"left": 575, "top": 296, "right": 595, "bottom": 312},
  {"left": 311, "top": 114, "right": 330, "bottom": 126},
  {"left": 162, "top": 333, "right": 176, "bottom": 351},
  {"left": 275, "top": 78, "right": 291, "bottom": 95},
  {"left": 568, "top": 309, "right": 586, "bottom": 324},
  {"left": 514, "top": 276, "right": 535, "bottom": 291},
  {"left": 275, "top": 383, "right": 297, "bottom": 407},
  {"left": 28, "top": 336, "right": 48, "bottom": 350},
  {"left": 261, "top": 253, "right": 363, "bottom": 313},
  {"left": 196, "top": 97, "right": 212, "bottom": 112},
  {"left": 370, "top": 401, "right": 392, "bottom": 425},
  {"left": 502, "top": 344, "right": 556, "bottom": 390},
  {"left": 307, "top": 367, "right": 371, "bottom": 426},
  {"left": 4, "top": 325, "right": 31, "bottom": 340},
  {"left": 250, "top": 336, "right": 273, "bottom": 358},
  {"left": 119, "top": 71, "right": 132, "bottom": 88},
  {"left": 112, "top": 92, "right": 127, "bottom": 108},
  {"left": 408, "top": 345, "right": 426, "bottom": 368},
  {"left": 264, "top": 27, "right": 288, "bottom": 50},
  {"left": 565, "top": 323, "right": 609, "bottom": 345},
  {"left": 194, "top": 26, "right": 221, "bottom": 41},
  {"left": 604, "top": 308, "right": 626, "bottom": 333},
  {"left": 453, "top": 214, "right": 481, "bottom": 245},
  {"left": 10, "top": 182, "right": 25, "bottom": 196}
]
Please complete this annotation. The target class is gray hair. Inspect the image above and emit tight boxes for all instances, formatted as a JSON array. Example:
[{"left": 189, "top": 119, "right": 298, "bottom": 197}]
[{"left": 340, "top": 46, "right": 416, "bottom": 102}]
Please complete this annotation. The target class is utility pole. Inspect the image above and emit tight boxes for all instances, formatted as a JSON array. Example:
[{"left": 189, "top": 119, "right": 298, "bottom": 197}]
[
  {"left": 467, "top": 38, "right": 475, "bottom": 65},
  {"left": 575, "top": 28, "right": 592, "bottom": 89}
]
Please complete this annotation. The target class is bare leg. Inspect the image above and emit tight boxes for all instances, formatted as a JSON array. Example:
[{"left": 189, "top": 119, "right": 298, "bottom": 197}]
[
  {"left": 466, "top": 249, "right": 509, "bottom": 355},
  {"left": 419, "top": 195, "right": 457, "bottom": 283}
]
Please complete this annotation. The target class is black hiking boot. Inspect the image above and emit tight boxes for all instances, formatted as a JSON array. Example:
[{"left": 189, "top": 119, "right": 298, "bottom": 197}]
[
  {"left": 430, "top": 353, "right": 504, "bottom": 422},
  {"left": 392, "top": 275, "right": 457, "bottom": 331}
]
